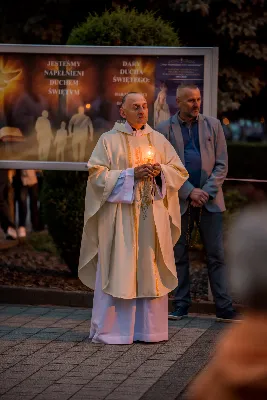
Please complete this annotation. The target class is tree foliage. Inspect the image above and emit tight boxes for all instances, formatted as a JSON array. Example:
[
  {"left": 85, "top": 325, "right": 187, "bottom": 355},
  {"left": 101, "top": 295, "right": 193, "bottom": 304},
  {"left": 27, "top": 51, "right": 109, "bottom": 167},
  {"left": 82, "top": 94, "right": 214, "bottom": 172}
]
[
  {"left": 113, "top": 0, "right": 267, "bottom": 116},
  {"left": 171, "top": 0, "right": 267, "bottom": 114},
  {"left": 0, "top": 0, "right": 65, "bottom": 44},
  {"left": 176, "top": 0, "right": 267, "bottom": 112},
  {"left": 1, "top": 0, "right": 266, "bottom": 116},
  {"left": 0, "top": 0, "right": 111, "bottom": 44}
]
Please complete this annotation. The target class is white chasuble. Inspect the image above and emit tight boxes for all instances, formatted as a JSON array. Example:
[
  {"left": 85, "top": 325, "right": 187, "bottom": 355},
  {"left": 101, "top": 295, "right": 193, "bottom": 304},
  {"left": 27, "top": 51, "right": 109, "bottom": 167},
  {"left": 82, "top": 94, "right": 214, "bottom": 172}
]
[{"left": 79, "top": 122, "right": 188, "bottom": 300}]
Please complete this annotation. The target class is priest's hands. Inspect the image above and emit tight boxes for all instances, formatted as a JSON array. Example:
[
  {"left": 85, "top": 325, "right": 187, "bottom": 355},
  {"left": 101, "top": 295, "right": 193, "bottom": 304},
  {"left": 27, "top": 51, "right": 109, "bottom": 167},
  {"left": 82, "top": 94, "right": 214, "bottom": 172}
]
[
  {"left": 190, "top": 188, "right": 209, "bottom": 207},
  {"left": 134, "top": 163, "right": 161, "bottom": 180},
  {"left": 134, "top": 164, "right": 154, "bottom": 180},
  {"left": 152, "top": 163, "right": 161, "bottom": 177}
]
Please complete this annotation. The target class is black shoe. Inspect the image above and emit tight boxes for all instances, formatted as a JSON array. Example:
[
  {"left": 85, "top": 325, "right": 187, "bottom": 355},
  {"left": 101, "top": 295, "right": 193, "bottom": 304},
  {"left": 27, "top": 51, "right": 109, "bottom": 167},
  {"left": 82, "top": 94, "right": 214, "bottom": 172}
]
[
  {"left": 216, "top": 309, "right": 241, "bottom": 322},
  {"left": 5, "top": 235, "right": 16, "bottom": 240},
  {"left": 168, "top": 307, "right": 188, "bottom": 320}
]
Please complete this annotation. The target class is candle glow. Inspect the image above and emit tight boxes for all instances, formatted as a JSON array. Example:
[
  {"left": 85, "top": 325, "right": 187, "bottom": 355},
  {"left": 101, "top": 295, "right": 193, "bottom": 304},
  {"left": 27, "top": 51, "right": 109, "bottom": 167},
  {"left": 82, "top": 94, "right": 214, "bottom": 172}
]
[{"left": 146, "top": 147, "right": 154, "bottom": 163}]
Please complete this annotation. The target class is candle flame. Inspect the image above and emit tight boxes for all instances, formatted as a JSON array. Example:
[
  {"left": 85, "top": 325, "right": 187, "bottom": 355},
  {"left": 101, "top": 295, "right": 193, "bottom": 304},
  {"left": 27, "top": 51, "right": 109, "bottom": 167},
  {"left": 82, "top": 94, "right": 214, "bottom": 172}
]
[{"left": 146, "top": 147, "right": 155, "bottom": 162}]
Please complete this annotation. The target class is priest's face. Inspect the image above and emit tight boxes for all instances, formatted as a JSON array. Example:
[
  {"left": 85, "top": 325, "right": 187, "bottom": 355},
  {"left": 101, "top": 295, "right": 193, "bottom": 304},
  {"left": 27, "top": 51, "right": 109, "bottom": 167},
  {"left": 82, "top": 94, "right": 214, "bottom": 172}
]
[{"left": 120, "top": 93, "right": 148, "bottom": 129}]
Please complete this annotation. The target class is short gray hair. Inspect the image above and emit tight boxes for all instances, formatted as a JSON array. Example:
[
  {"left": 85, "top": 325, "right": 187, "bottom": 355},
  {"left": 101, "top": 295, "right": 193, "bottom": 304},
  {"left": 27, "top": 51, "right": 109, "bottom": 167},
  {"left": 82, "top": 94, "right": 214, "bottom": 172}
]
[
  {"left": 227, "top": 204, "right": 267, "bottom": 310},
  {"left": 121, "top": 92, "right": 144, "bottom": 106},
  {"left": 176, "top": 84, "right": 200, "bottom": 98}
]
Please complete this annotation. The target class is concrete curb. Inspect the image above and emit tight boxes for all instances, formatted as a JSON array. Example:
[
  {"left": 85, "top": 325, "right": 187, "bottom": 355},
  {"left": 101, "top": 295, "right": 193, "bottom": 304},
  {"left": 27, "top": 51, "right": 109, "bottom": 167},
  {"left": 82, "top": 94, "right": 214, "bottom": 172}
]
[
  {"left": 0, "top": 285, "right": 92, "bottom": 308},
  {"left": 0, "top": 285, "right": 245, "bottom": 314},
  {"left": 0, "top": 240, "right": 19, "bottom": 250}
]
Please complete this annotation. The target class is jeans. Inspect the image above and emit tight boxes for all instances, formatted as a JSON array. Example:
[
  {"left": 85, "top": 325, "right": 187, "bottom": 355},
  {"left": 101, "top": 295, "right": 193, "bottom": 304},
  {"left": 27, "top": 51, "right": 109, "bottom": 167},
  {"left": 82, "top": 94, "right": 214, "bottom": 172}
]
[
  {"left": 0, "top": 170, "right": 16, "bottom": 233},
  {"left": 14, "top": 178, "right": 39, "bottom": 230},
  {"left": 173, "top": 206, "right": 233, "bottom": 315}
]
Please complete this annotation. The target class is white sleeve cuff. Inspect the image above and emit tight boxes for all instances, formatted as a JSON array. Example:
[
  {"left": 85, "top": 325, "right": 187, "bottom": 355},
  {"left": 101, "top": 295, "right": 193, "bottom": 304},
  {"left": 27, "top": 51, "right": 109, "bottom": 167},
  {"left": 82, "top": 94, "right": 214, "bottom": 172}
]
[{"left": 107, "top": 168, "right": 135, "bottom": 204}]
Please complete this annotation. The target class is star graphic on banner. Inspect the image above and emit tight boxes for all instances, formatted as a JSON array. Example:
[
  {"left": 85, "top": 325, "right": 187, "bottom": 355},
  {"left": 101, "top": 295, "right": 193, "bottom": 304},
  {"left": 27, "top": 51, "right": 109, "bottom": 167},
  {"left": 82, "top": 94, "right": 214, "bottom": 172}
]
[{"left": 0, "top": 68, "right": 21, "bottom": 90}]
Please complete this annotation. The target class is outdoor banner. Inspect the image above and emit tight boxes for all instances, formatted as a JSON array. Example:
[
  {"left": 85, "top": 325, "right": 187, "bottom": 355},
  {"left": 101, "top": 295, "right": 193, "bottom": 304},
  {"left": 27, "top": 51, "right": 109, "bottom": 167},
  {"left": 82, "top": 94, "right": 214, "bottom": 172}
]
[{"left": 0, "top": 46, "right": 218, "bottom": 169}]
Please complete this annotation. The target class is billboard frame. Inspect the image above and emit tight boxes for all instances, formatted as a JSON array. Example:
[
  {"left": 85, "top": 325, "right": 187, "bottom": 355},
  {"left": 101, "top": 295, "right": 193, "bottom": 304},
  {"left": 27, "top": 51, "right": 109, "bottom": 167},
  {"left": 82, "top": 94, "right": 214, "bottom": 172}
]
[{"left": 0, "top": 44, "right": 218, "bottom": 171}]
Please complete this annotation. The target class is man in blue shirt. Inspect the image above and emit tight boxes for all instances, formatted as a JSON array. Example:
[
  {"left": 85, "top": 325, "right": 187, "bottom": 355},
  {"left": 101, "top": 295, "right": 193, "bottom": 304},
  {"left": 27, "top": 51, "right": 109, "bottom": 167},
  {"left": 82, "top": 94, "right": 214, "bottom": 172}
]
[{"left": 157, "top": 84, "right": 236, "bottom": 322}]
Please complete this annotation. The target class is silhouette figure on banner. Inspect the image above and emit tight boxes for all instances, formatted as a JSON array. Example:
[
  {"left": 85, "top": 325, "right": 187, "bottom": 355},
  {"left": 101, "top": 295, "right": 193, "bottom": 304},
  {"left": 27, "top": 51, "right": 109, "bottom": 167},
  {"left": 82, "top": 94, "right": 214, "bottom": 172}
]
[
  {"left": 54, "top": 121, "right": 68, "bottom": 162},
  {"left": 69, "top": 106, "right": 94, "bottom": 162},
  {"left": 154, "top": 82, "right": 170, "bottom": 128},
  {"left": 35, "top": 110, "right": 53, "bottom": 161},
  {"left": 12, "top": 92, "right": 48, "bottom": 138}
]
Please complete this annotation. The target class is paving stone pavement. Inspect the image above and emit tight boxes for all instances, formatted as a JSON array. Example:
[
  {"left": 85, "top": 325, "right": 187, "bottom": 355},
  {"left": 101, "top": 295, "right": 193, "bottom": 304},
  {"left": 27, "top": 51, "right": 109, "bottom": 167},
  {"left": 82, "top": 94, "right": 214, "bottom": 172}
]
[{"left": 0, "top": 304, "right": 226, "bottom": 400}]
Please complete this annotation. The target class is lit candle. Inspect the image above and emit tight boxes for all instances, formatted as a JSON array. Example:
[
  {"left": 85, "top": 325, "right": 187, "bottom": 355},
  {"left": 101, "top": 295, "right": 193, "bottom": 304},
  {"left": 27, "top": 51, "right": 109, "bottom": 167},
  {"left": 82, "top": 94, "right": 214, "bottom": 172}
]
[{"left": 146, "top": 147, "right": 155, "bottom": 163}]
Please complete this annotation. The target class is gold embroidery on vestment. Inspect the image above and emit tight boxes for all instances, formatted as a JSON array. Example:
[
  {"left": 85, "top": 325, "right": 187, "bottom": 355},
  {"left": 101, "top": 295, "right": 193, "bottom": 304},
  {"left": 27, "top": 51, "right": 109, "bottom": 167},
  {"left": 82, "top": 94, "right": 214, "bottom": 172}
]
[
  {"left": 137, "top": 134, "right": 156, "bottom": 220},
  {"left": 153, "top": 230, "right": 160, "bottom": 297},
  {"left": 121, "top": 133, "right": 132, "bottom": 168},
  {"left": 135, "top": 147, "right": 142, "bottom": 166},
  {"left": 170, "top": 164, "right": 188, "bottom": 178},
  {"left": 121, "top": 132, "right": 139, "bottom": 296}
]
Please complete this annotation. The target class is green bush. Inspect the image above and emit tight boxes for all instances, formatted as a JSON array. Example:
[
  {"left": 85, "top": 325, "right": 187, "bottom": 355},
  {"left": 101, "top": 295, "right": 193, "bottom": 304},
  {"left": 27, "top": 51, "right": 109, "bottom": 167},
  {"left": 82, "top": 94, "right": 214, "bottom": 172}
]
[
  {"left": 42, "top": 8, "right": 180, "bottom": 276},
  {"left": 222, "top": 188, "right": 250, "bottom": 236},
  {"left": 227, "top": 142, "right": 267, "bottom": 180},
  {"left": 67, "top": 8, "right": 180, "bottom": 47},
  {"left": 28, "top": 231, "right": 59, "bottom": 255},
  {"left": 223, "top": 188, "right": 250, "bottom": 217},
  {"left": 41, "top": 171, "right": 88, "bottom": 276}
]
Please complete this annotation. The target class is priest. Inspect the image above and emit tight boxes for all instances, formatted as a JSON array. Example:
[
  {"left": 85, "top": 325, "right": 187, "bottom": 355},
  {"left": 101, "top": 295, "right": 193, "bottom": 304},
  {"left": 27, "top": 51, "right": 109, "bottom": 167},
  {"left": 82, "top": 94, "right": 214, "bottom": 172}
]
[{"left": 79, "top": 92, "right": 188, "bottom": 344}]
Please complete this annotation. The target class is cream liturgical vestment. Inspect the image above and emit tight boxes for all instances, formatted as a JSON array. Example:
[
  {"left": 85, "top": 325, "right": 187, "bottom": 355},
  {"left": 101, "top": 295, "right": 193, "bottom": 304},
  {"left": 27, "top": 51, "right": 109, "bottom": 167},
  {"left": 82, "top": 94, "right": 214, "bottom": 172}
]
[{"left": 79, "top": 122, "right": 188, "bottom": 344}]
